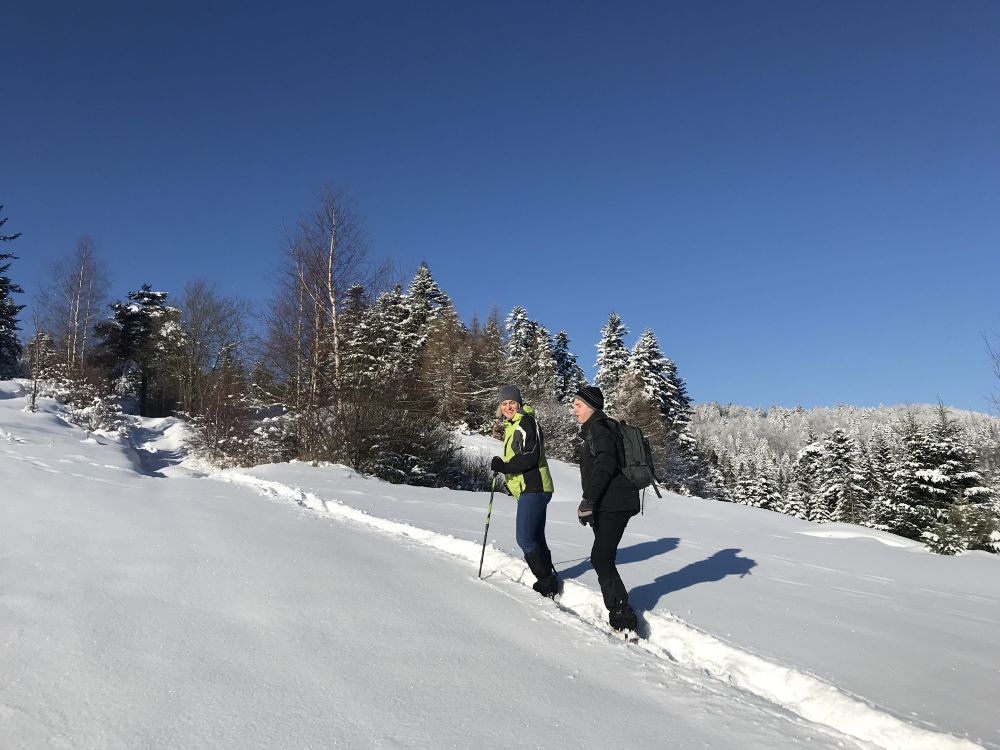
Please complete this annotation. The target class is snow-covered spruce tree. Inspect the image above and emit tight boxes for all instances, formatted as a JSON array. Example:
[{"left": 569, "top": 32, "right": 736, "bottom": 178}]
[
  {"left": 773, "top": 453, "right": 794, "bottom": 513},
  {"left": 660, "top": 369, "right": 718, "bottom": 494},
  {"left": 595, "top": 311, "right": 630, "bottom": 412},
  {"left": 552, "top": 330, "right": 587, "bottom": 404},
  {"left": 732, "top": 454, "right": 757, "bottom": 506},
  {"left": 0, "top": 205, "right": 25, "bottom": 379},
  {"left": 919, "top": 406, "right": 997, "bottom": 553},
  {"left": 344, "top": 285, "right": 407, "bottom": 390},
  {"left": 865, "top": 424, "right": 897, "bottom": 530},
  {"left": 504, "top": 305, "right": 533, "bottom": 366},
  {"left": 623, "top": 329, "right": 670, "bottom": 419},
  {"left": 93, "top": 285, "right": 183, "bottom": 417},
  {"left": 820, "top": 428, "right": 870, "bottom": 524},
  {"left": 520, "top": 324, "right": 558, "bottom": 405},
  {"left": 887, "top": 414, "right": 936, "bottom": 539},
  {"left": 338, "top": 285, "right": 409, "bottom": 470},
  {"left": 736, "top": 445, "right": 781, "bottom": 510},
  {"left": 796, "top": 440, "right": 830, "bottom": 523},
  {"left": 782, "top": 473, "right": 809, "bottom": 520},
  {"left": 397, "top": 262, "right": 451, "bottom": 387}
]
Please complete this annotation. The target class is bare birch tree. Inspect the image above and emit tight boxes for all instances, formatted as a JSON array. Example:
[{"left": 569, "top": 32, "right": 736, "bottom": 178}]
[
  {"left": 175, "top": 280, "right": 251, "bottom": 415},
  {"left": 263, "top": 187, "right": 388, "bottom": 461},
  {"left": 40, "top": 235, "right": 110, "bottom": 376}
]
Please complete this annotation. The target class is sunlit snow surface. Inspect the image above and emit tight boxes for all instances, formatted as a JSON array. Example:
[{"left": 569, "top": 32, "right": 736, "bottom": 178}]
[{"left": 2, "top": 381, "right": 997, "bottom": 749}]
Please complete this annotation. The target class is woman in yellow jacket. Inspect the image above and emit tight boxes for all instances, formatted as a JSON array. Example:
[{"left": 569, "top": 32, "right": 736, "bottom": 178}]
[{"left": 490, "top": 384, "right": 560, "bottom": 598}]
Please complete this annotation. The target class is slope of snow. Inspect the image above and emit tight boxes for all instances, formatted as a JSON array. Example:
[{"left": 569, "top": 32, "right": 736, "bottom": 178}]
[{"left": 2, "top": 383, "right": 997, "bottom": 749}]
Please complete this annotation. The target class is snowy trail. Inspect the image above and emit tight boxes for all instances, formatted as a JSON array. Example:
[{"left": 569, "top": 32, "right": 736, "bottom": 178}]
[
  {"left": 215, "top": 470, "right": 982, "bottom": 750},
  {"left": 2, "top": 400, "right": 858, "bottom": 748}
]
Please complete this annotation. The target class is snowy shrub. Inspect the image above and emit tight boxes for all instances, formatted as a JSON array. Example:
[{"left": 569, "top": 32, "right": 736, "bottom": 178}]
[
  {"left": 70, "top": 394, "right": 128, "bottom": 435},
  {"left": 28, "top": 374, "right": 128, "bottom": 435}
]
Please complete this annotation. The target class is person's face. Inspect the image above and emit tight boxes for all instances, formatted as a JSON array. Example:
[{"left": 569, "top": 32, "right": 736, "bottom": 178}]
[
  {"left": 500, "top": 400, "right": 519, "bottom": 420},
  {"left": 572, "top": 398, "right": 594, "bottom": 425}
]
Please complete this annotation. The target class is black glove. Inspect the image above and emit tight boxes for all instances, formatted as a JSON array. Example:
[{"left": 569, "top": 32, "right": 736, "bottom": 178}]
[
  {"left": 490, "top": 456, "right": 506, "bottom": 474},
  {"left": 577, "top": 499, "right": 595, "bottom": 526}
]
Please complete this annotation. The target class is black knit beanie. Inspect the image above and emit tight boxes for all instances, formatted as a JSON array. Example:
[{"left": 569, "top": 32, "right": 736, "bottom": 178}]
[{"left": 574, "top": 385, "right": 604, "bottom": 411}]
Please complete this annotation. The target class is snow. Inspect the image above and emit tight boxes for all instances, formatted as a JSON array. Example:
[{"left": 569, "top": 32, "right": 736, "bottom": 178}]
[
  {"left": 2, "top": 381, "right": 998, "bottom": 749},
  {"left": 796, "top": 524, "right": 924, "bottom": 547}
]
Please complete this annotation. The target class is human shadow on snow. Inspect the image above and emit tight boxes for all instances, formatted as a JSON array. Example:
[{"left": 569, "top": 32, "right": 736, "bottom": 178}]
[
  {"left": 557, "top": 537, "right": 681, "bottom": 581},
  {"left": 628, "top": 548, "right": 757, "bottom": 611}
]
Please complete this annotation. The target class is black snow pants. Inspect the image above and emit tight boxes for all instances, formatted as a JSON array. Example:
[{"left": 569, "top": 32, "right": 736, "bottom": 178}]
[{"left": 590, "top": 510, "right": 635, "bottom": 610}]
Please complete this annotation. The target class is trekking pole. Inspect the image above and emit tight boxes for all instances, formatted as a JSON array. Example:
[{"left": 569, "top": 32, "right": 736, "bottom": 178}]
[{"left": 478, "top": 473, "right": 499, "bottom": 579}]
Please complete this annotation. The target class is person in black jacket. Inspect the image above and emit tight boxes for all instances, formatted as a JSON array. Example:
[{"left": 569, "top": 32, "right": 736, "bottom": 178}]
[{"left": 572, "top": 385, "right": 640, "bottom": 632}]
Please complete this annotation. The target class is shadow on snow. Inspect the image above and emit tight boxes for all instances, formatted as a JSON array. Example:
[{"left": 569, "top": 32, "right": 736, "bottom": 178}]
[
  {"left": 628, "top": 548, "right": 757, "bottom": 611},
  {"left": 557, "top": 537, "right": 682, "bottom": 581}
]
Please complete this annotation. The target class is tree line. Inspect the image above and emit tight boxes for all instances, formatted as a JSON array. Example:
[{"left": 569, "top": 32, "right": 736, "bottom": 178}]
[
  {"left": 2, "top": 197, "right": 998, "bottom": 554},
  {"left": 690, "top": 403, "right": 1000, "bottom": 554},
  {"left": 0, "top": 193, "right": 702, "bottom": 493}
]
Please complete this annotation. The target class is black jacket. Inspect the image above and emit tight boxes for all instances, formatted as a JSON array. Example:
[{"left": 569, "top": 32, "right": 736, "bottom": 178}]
[{"left": 580, "top": 411, "right": 640, "bottom": 514}]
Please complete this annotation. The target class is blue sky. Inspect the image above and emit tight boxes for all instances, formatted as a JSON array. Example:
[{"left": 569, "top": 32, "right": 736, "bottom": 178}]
[{"left": 4, "top": 1, "right": 999, "bottom": 411}]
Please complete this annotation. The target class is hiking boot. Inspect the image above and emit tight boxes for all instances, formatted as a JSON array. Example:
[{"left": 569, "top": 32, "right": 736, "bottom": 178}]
[
  {"left": 525, "top": 547, "right": 561, "bottom": 599},
  {"left": 609, "top": 604, "right": 638, "bottom": 632},
  {"left": 532, "top": 574, "right": 560, "bottom": 598}
]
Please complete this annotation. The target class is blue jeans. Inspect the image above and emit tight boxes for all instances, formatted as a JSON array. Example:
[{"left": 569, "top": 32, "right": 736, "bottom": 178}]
[{"left": 515, "top": 492, "right": 552, "bottom": 555}]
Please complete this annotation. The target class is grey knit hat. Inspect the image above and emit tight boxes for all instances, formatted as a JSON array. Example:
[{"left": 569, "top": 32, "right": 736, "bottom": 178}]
[{"left": 498, "top": 384, "right": 523, "bottom": 404}]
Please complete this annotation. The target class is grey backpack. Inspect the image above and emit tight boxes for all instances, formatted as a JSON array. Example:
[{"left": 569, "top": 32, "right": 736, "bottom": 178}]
[{"left": 606, "top": 418, "right": 663, "bottom": 501}]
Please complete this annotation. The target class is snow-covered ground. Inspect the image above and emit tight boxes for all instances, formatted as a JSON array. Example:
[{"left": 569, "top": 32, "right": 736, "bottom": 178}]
[{"left": 2, "top": 382, "right": 997, "bottom": 749}]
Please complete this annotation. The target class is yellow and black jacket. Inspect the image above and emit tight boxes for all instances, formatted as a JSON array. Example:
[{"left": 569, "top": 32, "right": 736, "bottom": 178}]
[{"left": 501, "top": 405, "right": 554, "bottom": 499}]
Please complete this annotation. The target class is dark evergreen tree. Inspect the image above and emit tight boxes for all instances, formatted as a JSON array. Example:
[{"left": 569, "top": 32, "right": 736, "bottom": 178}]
[
  {"left": 94, "top": 284, "right": 183, "bottom": 416},
  {"left": 0, "top": 206, "right": 25, "bottom": 378}
]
